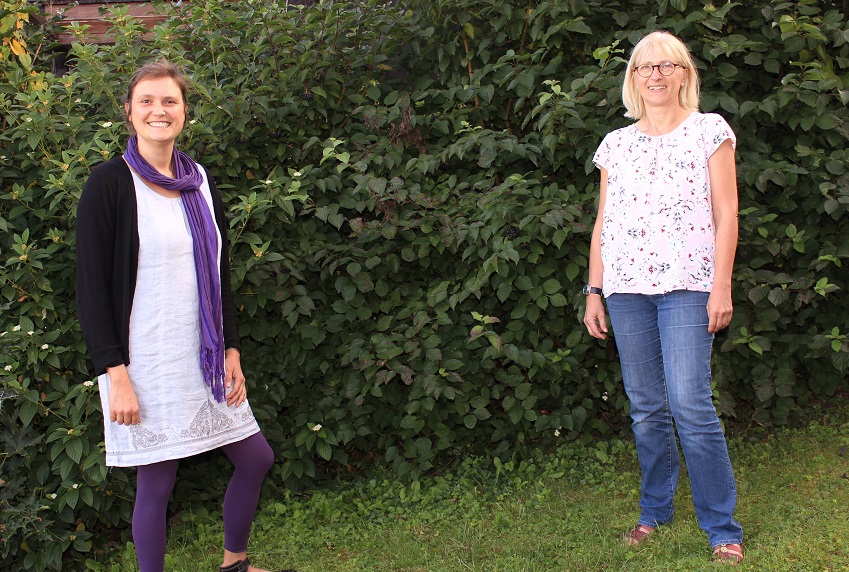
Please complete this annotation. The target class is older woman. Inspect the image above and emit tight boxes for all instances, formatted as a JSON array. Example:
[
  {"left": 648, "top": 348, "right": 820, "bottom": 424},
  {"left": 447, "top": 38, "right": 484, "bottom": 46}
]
[
  {"left": 583, "top": 31, "right": 744, "bottom": 564},
  {"left": 76, "top": 60, "right": 293, "bottom": 572}
]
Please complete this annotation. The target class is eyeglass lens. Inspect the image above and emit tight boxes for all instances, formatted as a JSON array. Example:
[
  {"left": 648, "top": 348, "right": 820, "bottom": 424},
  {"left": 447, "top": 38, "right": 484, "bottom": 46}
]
[{"left": 636, "top": 62, "right": 677, "bottom": 77}]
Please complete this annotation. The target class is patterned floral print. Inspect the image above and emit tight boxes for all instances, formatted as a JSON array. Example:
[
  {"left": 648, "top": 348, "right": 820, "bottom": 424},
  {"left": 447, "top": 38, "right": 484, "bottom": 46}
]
[
  {"left": 593, "top": 113, "right": 736, "bottom": 295},
  {"left": 181, "top": 400, "right": 237, "bottom": 439},
  {"left": 130, "top": 424, "right": 169, "bottom": 450}
]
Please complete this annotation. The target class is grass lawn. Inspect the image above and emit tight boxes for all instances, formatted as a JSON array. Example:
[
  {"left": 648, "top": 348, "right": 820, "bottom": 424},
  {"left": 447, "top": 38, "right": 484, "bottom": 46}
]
[{"left": 86, "top": 403, "right": 849, "bottom": 572}]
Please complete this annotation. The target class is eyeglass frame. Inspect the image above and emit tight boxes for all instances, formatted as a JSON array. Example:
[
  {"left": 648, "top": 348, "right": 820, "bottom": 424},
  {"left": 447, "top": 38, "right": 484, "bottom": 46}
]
[{"left": 633, "top": 62, "right": 686, "bottom": 78}]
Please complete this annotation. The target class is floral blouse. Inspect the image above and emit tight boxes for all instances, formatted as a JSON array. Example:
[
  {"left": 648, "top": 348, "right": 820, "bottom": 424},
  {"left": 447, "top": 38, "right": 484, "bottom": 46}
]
[{"left": 593, "top": 112, "right": 736, "bottom": 296}]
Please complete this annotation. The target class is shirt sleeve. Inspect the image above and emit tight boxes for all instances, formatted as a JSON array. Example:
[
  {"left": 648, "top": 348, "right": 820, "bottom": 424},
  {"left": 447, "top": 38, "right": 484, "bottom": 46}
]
[
  {"left": 593, "top": 133, "right": 613, "bottom": 171},
  {"left": 704, "top": 113, "right": 736, "bottom": 157}
]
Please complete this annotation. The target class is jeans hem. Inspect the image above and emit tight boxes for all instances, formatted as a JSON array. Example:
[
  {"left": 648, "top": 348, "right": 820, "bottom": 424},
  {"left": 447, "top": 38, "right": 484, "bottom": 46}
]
[
  {"left": 638, "top": 517, "right": 672, "bottom": 528},
  {"left": 711, "top": 539, "right": 744, "bottom": 547}
]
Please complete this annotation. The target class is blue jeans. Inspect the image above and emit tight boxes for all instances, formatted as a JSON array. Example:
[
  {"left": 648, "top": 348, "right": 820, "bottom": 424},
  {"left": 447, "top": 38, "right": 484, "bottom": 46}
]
[{"left": 606, "top": 290, "right": 743, "bottom": 547}]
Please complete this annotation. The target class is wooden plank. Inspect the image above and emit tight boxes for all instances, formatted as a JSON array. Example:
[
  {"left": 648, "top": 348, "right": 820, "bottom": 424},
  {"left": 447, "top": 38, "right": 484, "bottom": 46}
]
[{"left": 41, "top": 2, "right": 180, "bottom": 44}]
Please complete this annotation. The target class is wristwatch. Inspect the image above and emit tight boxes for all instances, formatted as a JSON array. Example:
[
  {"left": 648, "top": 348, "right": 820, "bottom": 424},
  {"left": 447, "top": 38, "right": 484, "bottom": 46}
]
[{"left": 582, "top": 285, "right": 602, "bottom": 296}]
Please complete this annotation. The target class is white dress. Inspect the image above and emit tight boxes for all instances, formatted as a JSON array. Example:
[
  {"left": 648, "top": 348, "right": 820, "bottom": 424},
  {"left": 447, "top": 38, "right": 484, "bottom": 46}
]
[{"left": 98, "top": 169, "right": 260, "bottom": 467}]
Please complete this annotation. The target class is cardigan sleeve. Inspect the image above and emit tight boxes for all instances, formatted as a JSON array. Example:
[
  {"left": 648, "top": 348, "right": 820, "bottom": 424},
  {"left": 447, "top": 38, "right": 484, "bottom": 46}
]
[
  {"left": 76, "top": 159, "right": 134, "bottom": 375},
  {"left": 206, "top": 168, "right": 241, "bottom": 353}
]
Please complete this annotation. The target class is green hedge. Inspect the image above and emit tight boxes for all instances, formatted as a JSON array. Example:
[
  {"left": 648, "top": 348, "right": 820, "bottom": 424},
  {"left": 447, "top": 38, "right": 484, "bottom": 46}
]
[{"left": 1, "top": 0, "right": 848, "bottom": 569}]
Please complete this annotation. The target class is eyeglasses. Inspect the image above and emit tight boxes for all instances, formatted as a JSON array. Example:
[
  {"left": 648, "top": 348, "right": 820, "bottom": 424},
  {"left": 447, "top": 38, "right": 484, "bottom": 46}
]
[{"left": 633, "top": 62, "right": 685, "bottom": 78}]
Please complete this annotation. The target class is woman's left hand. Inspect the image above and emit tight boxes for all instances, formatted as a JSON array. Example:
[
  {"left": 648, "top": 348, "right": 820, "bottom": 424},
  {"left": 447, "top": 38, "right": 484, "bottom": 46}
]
[
  {"left": 707, "top": 288, "right": 733, "bottom": 333},
  {"left": 224, "top": 348, "right": 247, "bottom": 407}
]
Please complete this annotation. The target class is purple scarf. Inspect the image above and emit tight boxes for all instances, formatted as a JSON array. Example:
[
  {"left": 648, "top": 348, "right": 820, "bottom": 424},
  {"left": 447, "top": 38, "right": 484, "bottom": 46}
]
[{"left": 124, "top": 136, "right": 227, "bottom": 403}]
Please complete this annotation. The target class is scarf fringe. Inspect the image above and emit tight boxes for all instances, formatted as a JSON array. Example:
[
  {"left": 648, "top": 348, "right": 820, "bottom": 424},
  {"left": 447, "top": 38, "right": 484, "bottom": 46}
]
[{"left": 201, "top": 346, "right": 227, "bottom": 403}]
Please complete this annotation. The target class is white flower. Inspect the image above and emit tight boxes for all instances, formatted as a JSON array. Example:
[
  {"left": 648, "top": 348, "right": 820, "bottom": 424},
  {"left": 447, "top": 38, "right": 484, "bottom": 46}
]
[
  {"left": 41, "top": 344, "right": 49, "bottom": 350},
  {"left": 12, "top": 325, "right": 21, "bottom": 332},
  {"left": 311, "top": 424, "right": 322, "bottom": 432},
  {"left": 27, "top": 331, "right": 34, "bottom": 336},
  {"left": 3, "top": 365, "right": 12, "bottom": 372},
  {"left": 65, "top": 123, "right": 70, "bottom": 127},
  {"left": 74, "top": 98, "right": 81, "bottom": 103},
  {"left": 83, "top": 380, "right": 94, "bottom": 387},
  {"left": 25, "top": 117, "right": 32, "bottom": 122},
  {"left": 190, "top": 119, "right": 197, "bottom": 125},
  {"left": 264, "top": 180, "right": 274, "bottom": 185},
  {"left": 49, "top": 493, "right": 57, "bottom": 499},
  {"left": 602, "top": 392, "right": 609, "bottom": 401},
  {"left": 101, "top": 121, "right": 113, "bottom": 128},
  {"left": 554, "top": 429, "right": 560, "bottom": 437},
  {"left": 72, "top": 483, "right": 79, "bottom": 489},
  {"left": 293, "top": 171, "right": 302, "bottom": 177}
]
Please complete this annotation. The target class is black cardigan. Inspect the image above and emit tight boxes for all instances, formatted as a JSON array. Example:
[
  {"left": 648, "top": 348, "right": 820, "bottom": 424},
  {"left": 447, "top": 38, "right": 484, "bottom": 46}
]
[{"left": 76, "top": 156, "right": 240, "bottom": 376}]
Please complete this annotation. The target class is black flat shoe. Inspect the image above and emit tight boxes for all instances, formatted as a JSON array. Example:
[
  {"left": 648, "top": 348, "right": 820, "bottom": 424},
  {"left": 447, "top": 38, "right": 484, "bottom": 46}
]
[{"left": 219, "top": 557, "right": 296, "bottom": 572}]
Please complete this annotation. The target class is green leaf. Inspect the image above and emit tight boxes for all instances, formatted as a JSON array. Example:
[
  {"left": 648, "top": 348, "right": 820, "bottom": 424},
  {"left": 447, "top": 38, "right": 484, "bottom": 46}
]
[
  {"left": 756, "top": 384, "right": 775, "bottom": 402},
  {"left": 316, "top": 441, "right": 332, "bottom": 461},
  {"left": 717, "top": 63, "right": 737, "bottom": 78},
  {"left": 515, "top": 276, "right": 534, "bottom": 291},
  {"left": 549, "top": 293, "right": 568, "bottom": 307},
  {"left": 542, "top": 279, "right": 561, "bottom": 295},
  {"left": 65, "top": 438, "right": 83, "bottom": 464},
  {"left": 497, "top": 282, "right": 512, "bottom": 303},
  {"left": 19, "top": 400, "right": 39, "bottom": 426},
  {"left": 515, "top": 383, "right": 532, "bottom": 400},
  {"left": 767, "top": 288, "right": 789, "bottom": 307}
]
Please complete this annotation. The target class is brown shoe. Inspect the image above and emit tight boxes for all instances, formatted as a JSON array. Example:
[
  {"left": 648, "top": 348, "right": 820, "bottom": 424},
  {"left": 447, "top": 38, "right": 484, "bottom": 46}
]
[
  {"left": 711, "top": 543, "right": 744, "bottom": 565},
  {"left": 623, "top": 524, "right": 656, "bottom": 546}
]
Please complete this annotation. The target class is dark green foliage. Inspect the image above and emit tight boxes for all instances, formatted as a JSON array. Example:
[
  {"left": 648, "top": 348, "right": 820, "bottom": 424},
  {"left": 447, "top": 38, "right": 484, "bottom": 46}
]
[{"left": 1, "top": 0, "right": 847, "bottom": 569}]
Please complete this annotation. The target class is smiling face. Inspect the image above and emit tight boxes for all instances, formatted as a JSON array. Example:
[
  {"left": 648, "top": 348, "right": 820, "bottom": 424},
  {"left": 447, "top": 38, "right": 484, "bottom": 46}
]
[
  {"left": 125, "top": 77, "right": 187, "bottom": 148},
  {"left": 621, "top": 31, "right": 700, "bottom": 120},
  {"left": 632, "top": 48, "right": 687, "bottom": 112}
]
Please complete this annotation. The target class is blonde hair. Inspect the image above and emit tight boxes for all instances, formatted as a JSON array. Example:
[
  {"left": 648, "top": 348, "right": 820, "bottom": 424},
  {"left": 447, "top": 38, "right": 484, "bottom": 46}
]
[{"left": 622, "top": 31, "right": 700, "bottom": 120}]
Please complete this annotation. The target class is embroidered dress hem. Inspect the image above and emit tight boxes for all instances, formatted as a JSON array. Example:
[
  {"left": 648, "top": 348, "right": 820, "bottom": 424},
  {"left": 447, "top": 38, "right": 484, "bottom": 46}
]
[
  {"left": 106, "top": 425, "right": 261, "bottom": 467},
  {"left": 98, "top": 370, "right": 262, "bottom": 467}
]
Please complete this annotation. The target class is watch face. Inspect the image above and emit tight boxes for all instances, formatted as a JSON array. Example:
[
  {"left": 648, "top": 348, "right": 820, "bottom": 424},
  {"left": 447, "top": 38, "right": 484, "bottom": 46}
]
[{"left": 582, "top": 285, "right": 589, "bottom": 295}]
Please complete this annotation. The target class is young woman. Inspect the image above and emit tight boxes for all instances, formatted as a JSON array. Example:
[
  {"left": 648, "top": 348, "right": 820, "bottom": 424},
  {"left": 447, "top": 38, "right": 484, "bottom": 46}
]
[
  {"left": 76, "top": 60, "right": 293, "bottom": 572},
  {"left": 583, "top": 31, "right": 744, "bottom": 564}
]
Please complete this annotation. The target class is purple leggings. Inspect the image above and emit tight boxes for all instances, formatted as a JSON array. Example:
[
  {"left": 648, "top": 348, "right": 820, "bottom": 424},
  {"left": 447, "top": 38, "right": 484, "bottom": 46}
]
[{"left": 132, "top": 431, "right": 274, "bottom": 572}]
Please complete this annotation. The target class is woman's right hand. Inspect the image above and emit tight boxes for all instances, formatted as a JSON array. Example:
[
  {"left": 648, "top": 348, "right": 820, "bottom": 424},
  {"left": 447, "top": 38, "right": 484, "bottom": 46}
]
[
  {"left": 583, "top": 295, "right": 608, "bottom": 340},
  {"left": 106, "top": 365, "right": 141, "bottom": 425}
]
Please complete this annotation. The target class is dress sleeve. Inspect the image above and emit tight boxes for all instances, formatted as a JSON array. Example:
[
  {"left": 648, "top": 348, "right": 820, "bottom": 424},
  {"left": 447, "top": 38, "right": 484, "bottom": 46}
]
[
  {"left": 704, "top": 114, "right": 736, "bottom": 157},
  {"left": 205, "top": 168, "right": 241, "bottom": 353},
  {"left": 76, "top": 164, "right": 126, "bottom": 374}
]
